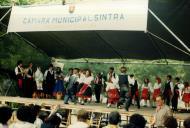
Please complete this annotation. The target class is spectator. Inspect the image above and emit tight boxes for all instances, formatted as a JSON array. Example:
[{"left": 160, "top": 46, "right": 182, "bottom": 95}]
[
  {"left": 103, "top": 111, "right": 121, "bottom": 128},
  {"left": 151, "top": 95, "right": 172, "bottom": 127},
  {"left": 68, "top": 109, "right": 89, "bottom": 128},
  {"left": 164, "top": 116, "right": 178, "bottom": 128},
  {"left": 0, "top": 106, "right": 13, "bottom": 128},
  {"left": 41, "top": 113, "right": 62, "bottom": 128},
  {"left": 9, "top": 106, "right": 37, "bottom": 128},
  {"left": 38, "top": 111, "right": 49, "bottom": 123},
  {"left": 123, "top": 114, "right": 146, "bottom": 128},
  {"left": 184, "top": 117, "right": 190, "bottom": 128}
]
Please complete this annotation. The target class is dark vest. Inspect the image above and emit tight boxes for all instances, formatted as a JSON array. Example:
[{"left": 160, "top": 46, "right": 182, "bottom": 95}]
[
  {"left": 46, "top": 71, "right": 55, "bottom": 83},
  {"left": 163, "top": 81, "right": 171, "bottom": 96},
  {"left": 119, "top": 74, "right": 128, "bottom": 86},
  {"left": 17, "top": 67, "right": 23, "bottom": 79}
]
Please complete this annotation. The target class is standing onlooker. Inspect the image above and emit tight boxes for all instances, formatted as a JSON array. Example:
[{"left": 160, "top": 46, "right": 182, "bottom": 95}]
[
  {"left": 151, "top": 95, "right": 172, "bottom": 127},
  {"left": 103, "top": 111, "right": 121, "bottom": 128},
  {"left": 94, "top": 73, "right": 104, "bottom": 103},
  {"left": 163, "top": 75, "right": 173, "bottom": 106},
  {"left": 182, "top": 82, "right": 190, "bottom": 111},
  {"left": 34, "top": 66, "right": 44, "bottom": 98},
  {"left": 44, "top": 64, "right": 55, "bottom": 98},
  {"left": 171, "top": 77, "right": 180, "bottom": 112}
]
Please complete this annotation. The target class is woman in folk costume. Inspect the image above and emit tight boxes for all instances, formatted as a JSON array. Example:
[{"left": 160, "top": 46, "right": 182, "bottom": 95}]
[
  {"left": 152, "top": 77, "right": 162, "bottom": 107},
  {"left": 106, "top": 76, "right": 120, "bottom": 108},
  {"left": 34, "top": 66, "right": 44, "bottom": 98},
  {"left": 77, "top": 69, "right": 94, "bottom": 105},
  {"left": 182, "top": 82, "right": 190, "bottom": 111},
  {"left": 53, "top": 67, "right": 65, "bottom": 99},
  {"left": 141, "top": 78, "right": 152, "bottom": 107},
  {"left": 106, "top": 67, "right": 119, "bottom": 108}
]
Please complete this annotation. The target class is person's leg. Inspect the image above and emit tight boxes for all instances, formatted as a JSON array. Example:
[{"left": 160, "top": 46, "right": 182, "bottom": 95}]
[
  {"left": 64, "top": 90, "right": 70, "bottom": 104},
  {"left": 94, "top": 84, "right": 99, "bottom": 102},
  {"left": 166, "top": 95, "right": 170, "bottom": 106},
  {"left": 96, "top": 85, "right": 101, "bottom": 103}
]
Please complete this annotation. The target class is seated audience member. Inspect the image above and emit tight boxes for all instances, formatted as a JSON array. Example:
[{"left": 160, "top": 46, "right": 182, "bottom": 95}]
[
  {"left": 31, "top": 105, "right": 43, "bottom": 128},
  {"left": 184, "top": 117, "right": 190, "bottom": 128},
  {"left": 9, "top": 106, "right": 37, "bottom": 128},
  {"left": 0, "top": 106, "right": 13, "bottom": 128},
  {"left": 103, "top": 111, "right": 121, "bottom": 128},
  {"left": 164, "top": 116, "right": 178, "bottom": 128},
  {"left": 41, "top": 111, "right": 63, "bottom": 128},
  {"left": 68, "top": 109, "right": 89, "bottom": 128},
  {"left": 151, "top": 95, "right": 172, "bottom": 127},
  {"left": 38, "top": 111, "right": 49, "bottom": 123},
  {"left": 123, "top": 114, "right": 146, "bottom": 128}
]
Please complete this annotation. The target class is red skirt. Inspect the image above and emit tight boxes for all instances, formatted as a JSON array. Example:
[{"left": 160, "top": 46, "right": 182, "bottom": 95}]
[
  {"left": 18, "top": 79, "right": 23, "bottom": 89},
  {"left": 153, "top": 88, "right": 161, "bottom": 101},
  {"left": 141, "top": 88, "right": 149, "bottom": 100},
  {"left": 76, "top": 84, "right": 92, "bottom": 99},
  {"left": 107, "top": 89, "right": 119, "bottom": 104},
  {"left": 182, "top": 93, "right": 190, "bottom": 103}
]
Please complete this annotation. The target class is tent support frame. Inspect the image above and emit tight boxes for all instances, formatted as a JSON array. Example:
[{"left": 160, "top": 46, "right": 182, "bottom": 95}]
[{"left": 148, "top": 9, "right": 190, "bottom": 53}]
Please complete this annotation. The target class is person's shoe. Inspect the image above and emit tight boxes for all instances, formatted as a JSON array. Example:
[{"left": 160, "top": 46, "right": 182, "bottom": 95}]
[
  {"left": 107, "top": 104, "right": 111, "bottom": 108},
  {"left": 64, "top": 102, "right": 69, "bottom": 104}
]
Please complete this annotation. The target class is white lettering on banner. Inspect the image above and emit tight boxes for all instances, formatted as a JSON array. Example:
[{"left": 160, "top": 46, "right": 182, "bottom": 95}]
[
  {"left": 7, "top": 0, "right": 149, "bottom": 32},
  {"left": 22, "top": 14, "right": 126, "bottom": 25}
]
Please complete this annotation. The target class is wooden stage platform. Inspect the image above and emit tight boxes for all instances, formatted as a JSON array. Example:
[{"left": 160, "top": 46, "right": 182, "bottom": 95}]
[{"left": 0, "top": 96, "right": 189, "bottom": 127}]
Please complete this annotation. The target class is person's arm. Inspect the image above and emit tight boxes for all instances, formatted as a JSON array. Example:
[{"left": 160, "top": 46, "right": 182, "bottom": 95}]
[
  {"left": 15, "top": 67, "right": 18, "bottom": 75},
  {"left": 44, "top": 70, "right": 48, "bottom": 80},
  {"left": 170, "top": 82, "right": 174, "bottom": 94}
]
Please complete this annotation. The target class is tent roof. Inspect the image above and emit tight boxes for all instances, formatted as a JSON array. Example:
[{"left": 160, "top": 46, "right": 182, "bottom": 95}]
[{"left": 1, "top": 0, "right": 190, "bottom": 61}]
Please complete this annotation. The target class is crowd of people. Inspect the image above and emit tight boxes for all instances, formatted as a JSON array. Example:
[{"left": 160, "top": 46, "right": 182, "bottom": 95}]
[
  {"left": 15, "top": 60, "right": 190, "bottom": 112},
  {"left": 1, "top": 102, "right": 190, "bottom": 128}
]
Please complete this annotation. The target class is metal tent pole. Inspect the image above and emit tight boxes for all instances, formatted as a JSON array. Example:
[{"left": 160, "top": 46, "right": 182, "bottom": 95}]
[
  {"left": 148, "top": 9, "right": 190, "bottom": 53},
  {"left": 0, "top": 8, "right": 11, "bottom": 22}
]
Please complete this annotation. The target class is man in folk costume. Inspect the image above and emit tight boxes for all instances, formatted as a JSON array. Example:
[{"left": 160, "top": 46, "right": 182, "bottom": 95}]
[
  {"left": 25, "top": 62, "right": 34, "bottom": 98},
  {"left": 152, "top": 77, "right": 162, "bottom": 107},
  {"left": 117, "top": 66, "right": 128, "bottom": 109},
  {"left": 64, "top": 68, "right": 79, "bottom": 104},
  {"left": 44, "top": 64, "right": 55, "bottom": 98},
  {"left": 141, "top": 78, "right": 152, "bottom": 107},
  {"left": 15, "top": 60, "right": 24, "bottom": 97},
  {"left": 125, "top": 74, "right": 140, "bottom": 111},
  {"left": 77, "top": 69, "right": 94, "bottom": 105},
  {"left": 163, "top": 75, "right": 173, "bottom": 106},
  {"left": 94, "top": 73, "right": 104, "bottom": 103},
  {"left": 171, "top": 77, "right": 180, "bottom": 112}
]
